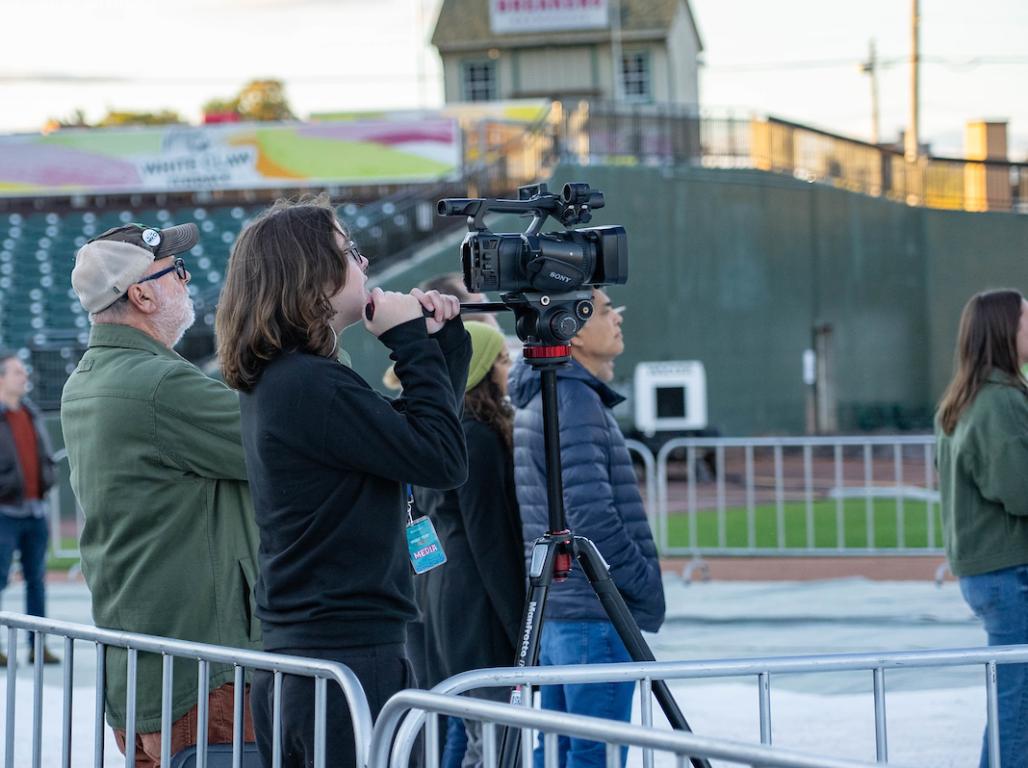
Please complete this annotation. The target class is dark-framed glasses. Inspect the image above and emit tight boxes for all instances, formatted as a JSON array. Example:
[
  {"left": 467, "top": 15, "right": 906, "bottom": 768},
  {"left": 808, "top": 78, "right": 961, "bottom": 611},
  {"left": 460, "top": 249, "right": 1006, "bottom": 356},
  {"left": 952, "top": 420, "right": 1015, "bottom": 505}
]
[
  {"left": 343, "top": 244, "right": 368, "bottom": 272},
  {"left": 138, "top": 257, "right": 188, "bottom": 284}
]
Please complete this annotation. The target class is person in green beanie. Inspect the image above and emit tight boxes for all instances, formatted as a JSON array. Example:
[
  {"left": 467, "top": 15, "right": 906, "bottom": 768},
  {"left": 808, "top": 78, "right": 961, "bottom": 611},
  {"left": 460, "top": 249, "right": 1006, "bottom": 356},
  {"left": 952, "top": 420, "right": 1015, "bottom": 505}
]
[{"left": 415, "top": 320, "right": 525, "bottom": 768}]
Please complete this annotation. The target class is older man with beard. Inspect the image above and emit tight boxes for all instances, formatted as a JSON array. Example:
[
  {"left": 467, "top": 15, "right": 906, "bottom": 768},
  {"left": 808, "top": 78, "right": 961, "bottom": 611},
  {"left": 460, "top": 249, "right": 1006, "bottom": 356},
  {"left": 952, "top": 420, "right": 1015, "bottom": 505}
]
[{"left": 61, "top": 223, "right": 260, "bottom": 767}]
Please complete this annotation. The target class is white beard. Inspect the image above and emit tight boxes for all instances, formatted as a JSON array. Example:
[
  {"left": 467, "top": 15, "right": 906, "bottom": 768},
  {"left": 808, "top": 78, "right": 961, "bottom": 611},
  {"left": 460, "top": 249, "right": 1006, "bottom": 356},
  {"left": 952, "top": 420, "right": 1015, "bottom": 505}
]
[{"left": 153, "top": 283, "right": 196, "bottom": 348}]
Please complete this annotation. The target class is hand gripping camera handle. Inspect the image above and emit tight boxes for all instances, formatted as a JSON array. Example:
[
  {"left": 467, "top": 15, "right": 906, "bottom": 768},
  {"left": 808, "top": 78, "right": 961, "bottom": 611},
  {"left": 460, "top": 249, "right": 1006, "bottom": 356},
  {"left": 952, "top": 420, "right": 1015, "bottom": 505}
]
[
  {"left": 364, "top": 302, "right": 437, "bottom": 322},
  {"left": 364, "top": 301, "right": 510, "bottom": 322}
]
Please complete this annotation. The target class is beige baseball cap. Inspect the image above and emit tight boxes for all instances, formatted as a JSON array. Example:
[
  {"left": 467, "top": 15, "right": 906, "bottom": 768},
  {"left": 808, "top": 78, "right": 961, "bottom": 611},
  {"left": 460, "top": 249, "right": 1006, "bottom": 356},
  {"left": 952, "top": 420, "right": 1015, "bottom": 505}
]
[{"left": 72, "top": 222, "right": 199, "bottom": 313}]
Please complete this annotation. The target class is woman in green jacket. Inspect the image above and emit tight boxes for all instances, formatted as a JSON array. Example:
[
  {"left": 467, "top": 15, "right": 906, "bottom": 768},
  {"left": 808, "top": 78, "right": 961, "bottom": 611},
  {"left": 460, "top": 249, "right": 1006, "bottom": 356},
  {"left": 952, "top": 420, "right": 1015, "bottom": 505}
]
[{"left": 936, "top": 288, "right": 1028, "bottom": 768}]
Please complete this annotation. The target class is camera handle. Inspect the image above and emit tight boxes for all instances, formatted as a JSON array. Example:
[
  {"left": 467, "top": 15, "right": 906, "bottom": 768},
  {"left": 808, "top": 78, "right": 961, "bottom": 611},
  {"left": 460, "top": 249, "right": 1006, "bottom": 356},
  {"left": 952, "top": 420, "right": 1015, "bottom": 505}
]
[{"left": 497, "top": 349, "right": 711, "bottom": 768}]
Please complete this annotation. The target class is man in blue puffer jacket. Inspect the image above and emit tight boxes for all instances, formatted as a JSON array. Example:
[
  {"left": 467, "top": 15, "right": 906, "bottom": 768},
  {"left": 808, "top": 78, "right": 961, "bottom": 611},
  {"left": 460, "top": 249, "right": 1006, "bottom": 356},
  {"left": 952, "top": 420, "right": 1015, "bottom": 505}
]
[{"left": 509, "top": 289, "right": 665, "bottom": 768}]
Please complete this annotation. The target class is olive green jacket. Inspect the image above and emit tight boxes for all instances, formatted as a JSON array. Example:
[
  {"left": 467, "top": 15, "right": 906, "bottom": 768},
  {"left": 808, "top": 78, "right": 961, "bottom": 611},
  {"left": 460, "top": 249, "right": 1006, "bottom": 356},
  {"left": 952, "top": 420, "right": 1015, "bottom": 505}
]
[
  {"left": 936, "top": 372, "right": 1028, "bottom": 577},
  {"left": 61, "top": 324, "right": 260, "bottom": 732}
]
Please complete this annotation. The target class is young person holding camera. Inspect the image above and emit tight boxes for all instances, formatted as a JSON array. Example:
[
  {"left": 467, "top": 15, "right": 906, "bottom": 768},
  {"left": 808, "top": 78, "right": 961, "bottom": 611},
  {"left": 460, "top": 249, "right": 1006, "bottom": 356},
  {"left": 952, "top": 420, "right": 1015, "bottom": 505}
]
[
  {"left": 936, "top": 289, "right": 1028, "bottom": 768},
  {"left": 216, "top": 196, "right": 471, "bottom": 768}
]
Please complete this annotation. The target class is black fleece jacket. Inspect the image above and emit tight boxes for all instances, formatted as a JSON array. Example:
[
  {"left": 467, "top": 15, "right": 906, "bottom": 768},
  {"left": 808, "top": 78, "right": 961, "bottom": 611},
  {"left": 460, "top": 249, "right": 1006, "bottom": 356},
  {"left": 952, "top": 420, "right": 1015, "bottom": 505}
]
[{"left": 240, "top": 318, "right": 471, "bottom": 651}]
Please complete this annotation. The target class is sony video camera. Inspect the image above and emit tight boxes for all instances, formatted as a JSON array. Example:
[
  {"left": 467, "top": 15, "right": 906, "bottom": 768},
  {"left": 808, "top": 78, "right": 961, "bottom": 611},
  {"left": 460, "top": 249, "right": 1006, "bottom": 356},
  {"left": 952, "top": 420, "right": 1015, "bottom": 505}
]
[{"left": 437, "top": 183, "right": 627, "bottom": 345}]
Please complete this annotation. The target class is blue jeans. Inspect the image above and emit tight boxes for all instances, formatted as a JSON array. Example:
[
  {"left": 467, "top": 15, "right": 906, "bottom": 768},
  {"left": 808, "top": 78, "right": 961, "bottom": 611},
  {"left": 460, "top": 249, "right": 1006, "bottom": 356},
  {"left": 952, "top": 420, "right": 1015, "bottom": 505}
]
[
  {"left": 441, "top": 717, "right": 467, "bottom": 768},
  {"left": 533, "top": 620, "right": 634, "bottom": 768},
  {"left": 960, "top": 565, "right": 1028, "bottom": 768},
  {"left": 0, "top": 512, "right": 49, "bottom": 646}
]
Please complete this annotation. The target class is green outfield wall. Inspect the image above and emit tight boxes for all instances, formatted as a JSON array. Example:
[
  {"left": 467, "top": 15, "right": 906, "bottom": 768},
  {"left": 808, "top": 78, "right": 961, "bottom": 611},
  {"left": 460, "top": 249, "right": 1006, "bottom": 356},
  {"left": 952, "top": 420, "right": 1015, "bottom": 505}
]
[{"left": 338, "top": 163, "right": 1028, "bottom": 435}]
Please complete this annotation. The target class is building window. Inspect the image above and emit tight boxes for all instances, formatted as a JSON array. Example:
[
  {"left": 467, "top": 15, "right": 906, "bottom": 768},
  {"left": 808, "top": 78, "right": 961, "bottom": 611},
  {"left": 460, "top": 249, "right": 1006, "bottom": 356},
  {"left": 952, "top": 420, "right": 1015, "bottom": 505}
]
[
  {"left": 621, "top": 52, "right": 651, "bottom": 101},
  {"left": 462, "top": 61, "right": 497, "bottom": 102}
]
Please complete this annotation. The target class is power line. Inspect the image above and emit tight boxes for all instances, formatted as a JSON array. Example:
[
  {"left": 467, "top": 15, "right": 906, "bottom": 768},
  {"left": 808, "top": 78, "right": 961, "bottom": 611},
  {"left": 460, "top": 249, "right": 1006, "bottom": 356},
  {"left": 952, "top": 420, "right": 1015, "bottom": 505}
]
[
  {"left": 703, "top": 58, "right": 861, "bottom": 72},
  {"left": 704, "top": 54, "right": 1028, "bottom": 73}
]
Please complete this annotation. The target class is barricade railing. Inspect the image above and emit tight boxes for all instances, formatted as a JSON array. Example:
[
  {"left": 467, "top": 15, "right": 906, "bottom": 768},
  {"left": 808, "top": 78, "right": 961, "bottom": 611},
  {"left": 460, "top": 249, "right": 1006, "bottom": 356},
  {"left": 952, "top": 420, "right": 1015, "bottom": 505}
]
[
  {"left": 48, "top": 449, "right": 82, "bottom": 564},
  {"left": 42, "top": 435, "right": 942, "bottom": 567},
  {"left": 0, "top": 612, "right": 373, "bottom": 768},
  {"left": 414, "top": 643, "right": 1027, "bottom": 768},
  {"left": 654, "top": 435, "right": 940, "bottom": 558},
  {"left": 625, "top": 439, "right": 657, "bottom": 535},
  {"left": 371, "top": 689, "right": 896, "bottom": 768}
]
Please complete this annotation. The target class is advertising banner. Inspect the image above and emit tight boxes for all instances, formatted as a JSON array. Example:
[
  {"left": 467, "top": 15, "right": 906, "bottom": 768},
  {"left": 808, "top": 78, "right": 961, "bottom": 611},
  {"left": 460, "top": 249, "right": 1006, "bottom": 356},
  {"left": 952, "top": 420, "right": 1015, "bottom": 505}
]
[
  {"left": 489, "top": 0, "right": 609, "bottom": 35},
  {"left": 0, "top": 118, "right": 461, "bottom": 197}
]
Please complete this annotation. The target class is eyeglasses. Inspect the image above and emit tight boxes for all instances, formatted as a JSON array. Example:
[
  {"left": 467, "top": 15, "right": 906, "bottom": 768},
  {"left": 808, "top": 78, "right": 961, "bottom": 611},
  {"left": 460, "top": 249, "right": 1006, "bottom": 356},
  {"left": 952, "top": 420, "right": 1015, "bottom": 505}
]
[
  {"left": 138, "top": 257, "right": 188, "bottom": 284},
  {"left": 343, "top": 245, "right": 368, "bottom": 273}
]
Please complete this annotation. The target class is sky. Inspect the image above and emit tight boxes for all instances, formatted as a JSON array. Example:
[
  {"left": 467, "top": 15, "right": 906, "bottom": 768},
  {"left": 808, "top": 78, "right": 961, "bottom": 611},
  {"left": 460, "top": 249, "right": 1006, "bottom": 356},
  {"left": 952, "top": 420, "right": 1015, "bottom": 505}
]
[{"left": 1, "top": 0, "right": 1026, "bottom": 159}]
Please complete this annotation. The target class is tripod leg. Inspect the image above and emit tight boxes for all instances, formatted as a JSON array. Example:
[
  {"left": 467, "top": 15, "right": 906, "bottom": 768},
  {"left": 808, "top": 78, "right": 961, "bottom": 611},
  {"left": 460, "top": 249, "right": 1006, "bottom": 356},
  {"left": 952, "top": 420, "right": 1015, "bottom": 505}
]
[
  {"left": 499, "top": 537, "right": 564, "bottom": 768},
  {"left": 575, "top": 537, "right": 713, "bottom": 768}
]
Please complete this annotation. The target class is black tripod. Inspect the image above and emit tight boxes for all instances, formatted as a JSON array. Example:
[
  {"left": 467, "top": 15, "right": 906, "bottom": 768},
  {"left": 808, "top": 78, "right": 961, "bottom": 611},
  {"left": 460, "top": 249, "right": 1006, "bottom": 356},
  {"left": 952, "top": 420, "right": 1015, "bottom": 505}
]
[{"left": 497, "top": 341, "right": 711, "bottom": 768}]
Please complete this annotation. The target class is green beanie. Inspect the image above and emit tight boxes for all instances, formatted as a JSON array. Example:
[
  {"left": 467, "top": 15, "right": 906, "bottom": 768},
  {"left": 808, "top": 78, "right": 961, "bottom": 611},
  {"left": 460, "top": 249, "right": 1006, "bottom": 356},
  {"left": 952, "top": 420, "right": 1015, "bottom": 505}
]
[{"left": 465, "top": 321, "right": 506, "bottom": 392}]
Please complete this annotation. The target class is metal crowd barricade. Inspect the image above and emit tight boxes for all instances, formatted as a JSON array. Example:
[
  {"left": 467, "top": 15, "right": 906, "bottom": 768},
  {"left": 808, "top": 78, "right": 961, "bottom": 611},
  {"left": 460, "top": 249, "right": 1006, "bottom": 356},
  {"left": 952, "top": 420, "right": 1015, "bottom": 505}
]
[
  {"left": 46, "top": 435, "right": 942, "bottom": 567},
  {"left": 47, "top": 449, "right": 83, "bottom": 564},
  {"left": 0, "top": 612, "right": 373, "bottom": 768},
  {"left": 624, "top": 439, "right": 658, "bottom": 535},
  {"left": 371, "top": 689, "right": 896, "bottom": 768},
  {"left": 411, "top": 643, "right": 1028, "bottom": 768},
  {"left": 654, "top": 435, "right": 941, "bottom": 558}
]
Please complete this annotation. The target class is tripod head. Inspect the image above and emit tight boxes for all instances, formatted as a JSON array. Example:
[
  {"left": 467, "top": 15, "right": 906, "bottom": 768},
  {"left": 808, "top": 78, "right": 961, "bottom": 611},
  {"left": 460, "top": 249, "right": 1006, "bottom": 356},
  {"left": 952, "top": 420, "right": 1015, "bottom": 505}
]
[{"left": 457, "top": 290, "right": 593, "bottom": 361}]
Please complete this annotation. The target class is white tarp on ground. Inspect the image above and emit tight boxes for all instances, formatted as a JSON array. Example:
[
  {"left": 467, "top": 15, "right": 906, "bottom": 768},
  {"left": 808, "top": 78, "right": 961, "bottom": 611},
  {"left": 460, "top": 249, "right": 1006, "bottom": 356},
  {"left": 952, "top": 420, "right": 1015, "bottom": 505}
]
[{"left": 0, "top": 577, "right": 988, "bottom": 767}]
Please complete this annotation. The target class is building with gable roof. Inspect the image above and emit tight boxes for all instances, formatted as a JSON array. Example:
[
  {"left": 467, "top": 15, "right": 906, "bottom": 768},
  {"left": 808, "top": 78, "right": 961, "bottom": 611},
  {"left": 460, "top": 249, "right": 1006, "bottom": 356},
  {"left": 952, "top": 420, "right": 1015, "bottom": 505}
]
[{"left": 431, "top": 0, "right": 703, "bottom": 108}]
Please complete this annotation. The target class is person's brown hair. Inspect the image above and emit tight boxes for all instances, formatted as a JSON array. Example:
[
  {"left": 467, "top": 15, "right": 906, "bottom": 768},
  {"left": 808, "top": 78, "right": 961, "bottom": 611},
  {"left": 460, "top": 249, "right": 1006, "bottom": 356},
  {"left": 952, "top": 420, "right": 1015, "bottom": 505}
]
[
  {"left": 216, "top": 195, "right": 352, "bottom": 391},
  {"left": 465, "top": 365, "right": 513, "bottom": 452},
  {"left": 937, "top": 289, "right": 1027, "bottom": 434}
]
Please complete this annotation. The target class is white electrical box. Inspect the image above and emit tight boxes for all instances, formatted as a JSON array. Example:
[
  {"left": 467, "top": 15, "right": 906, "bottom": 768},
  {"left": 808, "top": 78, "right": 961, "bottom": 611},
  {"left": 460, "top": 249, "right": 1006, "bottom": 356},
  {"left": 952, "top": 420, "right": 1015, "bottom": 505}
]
[{"left": 633, "top": 361, "right": 708, "bottom": 437}]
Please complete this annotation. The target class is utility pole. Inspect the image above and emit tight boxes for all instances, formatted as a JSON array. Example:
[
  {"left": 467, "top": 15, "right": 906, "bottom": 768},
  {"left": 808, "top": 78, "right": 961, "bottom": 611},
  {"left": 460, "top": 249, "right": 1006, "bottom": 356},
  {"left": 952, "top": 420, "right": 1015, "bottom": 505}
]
[
  {"left": 414, "top": 0, "right": 425, "bottom": 108},
  {"left": 859, "top": 39, "right": 880, "bottom": 145},
  {"left": 906, "top": 0, "right": 920, "bottom": 161},
  {"left": 610, "top": 0, "right": 623, "bottom": 102}
]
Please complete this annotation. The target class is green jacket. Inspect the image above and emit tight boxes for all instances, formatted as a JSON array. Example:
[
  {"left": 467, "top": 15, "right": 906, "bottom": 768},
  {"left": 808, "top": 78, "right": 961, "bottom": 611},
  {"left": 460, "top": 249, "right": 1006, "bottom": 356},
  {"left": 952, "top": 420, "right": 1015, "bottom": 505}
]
[
  {"left": 61, "top": 324, "right": 260, "bottom": 733},
  {"left": 936, "top": 372, "right": 1028, "bottom": 577}
]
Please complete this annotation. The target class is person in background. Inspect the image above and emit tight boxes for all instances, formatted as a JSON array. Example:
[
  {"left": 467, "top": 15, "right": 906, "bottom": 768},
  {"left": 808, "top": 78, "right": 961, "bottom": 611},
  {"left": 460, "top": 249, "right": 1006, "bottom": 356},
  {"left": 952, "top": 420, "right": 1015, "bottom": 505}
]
[
  {"left": 216, "top": 195, "right": 470, "bottom": 768},
  {"left": 0, "top": 351, "right": 57, "bottom": 666},
  {"left": 415, "top": 321, "right": 524, "bottom": 768},
  {"left": 936, "top": 288, "right": 1028, "bottom": 768},
  {"left": 509, "top": 288, "right": 665, "bottom": 768}
]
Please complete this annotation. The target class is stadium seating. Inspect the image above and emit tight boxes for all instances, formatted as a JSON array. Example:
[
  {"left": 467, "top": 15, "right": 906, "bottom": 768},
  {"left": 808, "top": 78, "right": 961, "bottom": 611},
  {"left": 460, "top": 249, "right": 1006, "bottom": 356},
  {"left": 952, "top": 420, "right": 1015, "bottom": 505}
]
[{"left": 0, "top": 195, "right": 452, "bottom": 406}]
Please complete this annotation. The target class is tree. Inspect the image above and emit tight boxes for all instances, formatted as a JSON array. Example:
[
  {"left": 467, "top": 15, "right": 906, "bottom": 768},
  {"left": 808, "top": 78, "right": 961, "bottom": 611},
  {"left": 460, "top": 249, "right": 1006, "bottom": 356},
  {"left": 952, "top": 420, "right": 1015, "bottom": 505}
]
[
  {"left": 201, "top": 97, "right": 238, "bottom": 115},
  {"left": 236, "top": 79, "right": 295, "bottom": 122},
  {"left": 202, "top": 79, "right": 295, "bottom": 123},
  {"left": 44, "top": 108, "right": 91, "bottom": 131},
  {"left": 98, "top": 109, "right": 184, "bottom": 127}
]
